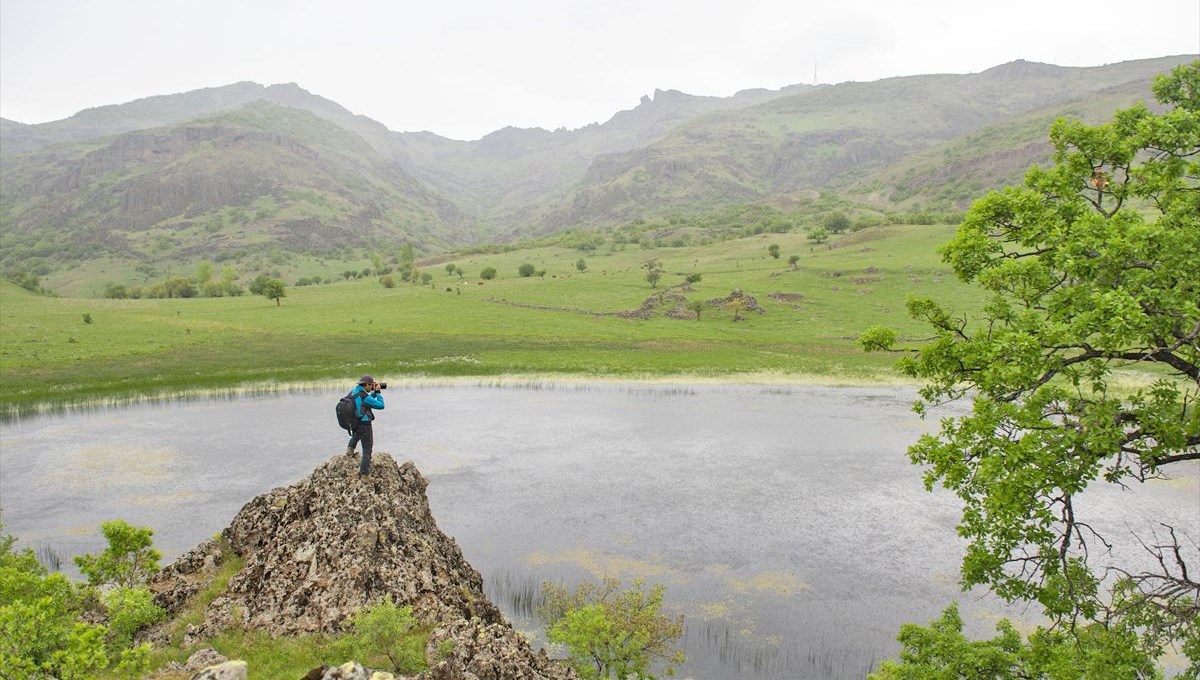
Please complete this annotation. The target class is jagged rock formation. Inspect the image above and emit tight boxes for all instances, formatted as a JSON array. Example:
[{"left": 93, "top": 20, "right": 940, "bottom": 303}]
[{"left": 146, "top": 453, "right": 576, "bottom": 680}]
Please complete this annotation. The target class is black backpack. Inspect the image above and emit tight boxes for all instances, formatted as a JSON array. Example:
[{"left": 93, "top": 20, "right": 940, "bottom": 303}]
[{"left": 335, "top": 390, "right": 359, "bottom": 434}]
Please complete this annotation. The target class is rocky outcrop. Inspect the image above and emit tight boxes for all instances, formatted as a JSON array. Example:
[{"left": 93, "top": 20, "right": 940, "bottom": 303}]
[{"left": 146, "top": 453, "right": 576, "bottom": 680}]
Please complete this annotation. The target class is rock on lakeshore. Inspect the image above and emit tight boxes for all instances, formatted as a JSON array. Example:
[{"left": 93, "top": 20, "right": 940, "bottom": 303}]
[{"left": 147, "top": 452, "right": 576, "bottom": 680}]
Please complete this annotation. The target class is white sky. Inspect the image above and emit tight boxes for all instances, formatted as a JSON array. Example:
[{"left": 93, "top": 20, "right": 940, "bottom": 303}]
[{"left": 1, "top": 0, "right": 1197, "bottom": 141}]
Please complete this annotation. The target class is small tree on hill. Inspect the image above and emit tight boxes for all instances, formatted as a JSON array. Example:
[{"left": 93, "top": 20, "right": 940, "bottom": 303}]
[
  {"left": 261, "top": 278, "right": 286, "bottom": 305},
  {"left": 687, "top": 300, "right": 705, "bottom": 320},
  {"left": 767, "top": 244, "right": 781, "bottom": 259},
  {"left": 788, "top": 255, "right": 800, "bottom": 270},
  {"left": 380, "top": 275, "right": 396, "bottom": 288},
  {"left": 445, "top": 263, "right": 457, "bottom": 276},
  {"left": 643, "top": 260, "right": 663, "bottom": 288},
  {"left": 807, "top": 225, "right": 829, "bottom": 246},
  {"left": 823, "top": 211, "right": 851, "bottom": 234},
  {"left": 480, "top": 267, "right": 497, "bottom": 280},
  {"left": 518, "top": 263, "right": 536, "bottom": 277},
  {"left": 576, "top": 258, "right": 588, "bottom": 272}
]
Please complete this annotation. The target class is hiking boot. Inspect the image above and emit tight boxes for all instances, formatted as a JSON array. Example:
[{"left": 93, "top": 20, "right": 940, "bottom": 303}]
[{"left": 344, "top": 446, "right": 356, "bottom": 457}]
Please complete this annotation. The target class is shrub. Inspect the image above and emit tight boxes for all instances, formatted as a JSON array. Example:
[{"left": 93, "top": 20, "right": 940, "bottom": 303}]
[
  {"left": 352, "top": 597, "right": 423, "bottom": 673},
  {"left": 518, "top": 263, "right": 536, "bottom": 277},
  {"left": 480, "top": 267, "right": 497, "bottom": 280}
]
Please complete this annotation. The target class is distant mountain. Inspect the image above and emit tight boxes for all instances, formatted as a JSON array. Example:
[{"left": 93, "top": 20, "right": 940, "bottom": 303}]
[
  {"left": 0, "top": 102, "right": 465, "bottom": 270},
  {"left": 533, "top": 56, "right": 1196, "bottom": 229},
  {"left": 1, "top": 55, "right": 1194, "bottom": 277}
]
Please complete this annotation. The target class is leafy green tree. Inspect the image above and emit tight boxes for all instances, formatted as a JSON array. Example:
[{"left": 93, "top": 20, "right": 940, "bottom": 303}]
[
  {"left": 161, "top": 276, "right": 197, "bottom": 299},
  {"left": 194, "top": 261, "right": 213, "bottom": 285},
  {"left": 380, "top": 275, "right": 396, "bottom": 289},
  {"left": 862, "top": 62, "right": 1200, "bottom": 672},
  {"left": 371, "top": 252, "right": 384, "bottom": 275},
  {"left": 823, "top": 211, "right": 851, "bottom": 233},
  {"left": 643, "top": 260, "right": 663, "bottom": 289},
  {"left": 788, "top": 255, "right": 800, "bottom": 270},
  {"left": 420, "top": 272, "right": 433, "bottom": 285},
  {"left": 103, "top": 284, "right": 128, "bottom": 299},
  {"left": 397, "top": 243, "right": 415, "bottom": 281},
  {"left": 767, "top": 244, "right": 781, "bottom": 259},
  {"left": 807, "top": 226, "right": 829, "bottom": 246},
  {"left": 576, "top": 258, "right": 588, "bottom": 272},
  {"left": 480, "top": 267, "right": 497, "bottom": 280},
  {"left": 453, "top": 265, "right": 464, "bottom": 279},
  {"left": 261, "top": 278, "right": 287, "bottom": 306},
  {"left": 102, "top": 587, "right": 164, "bottom": 650},
  {"left": 518, "top": 263, "right": 536, "bottom": 277},
  {"left": 352, "top": 596, "right": 422, "bottom": 673},
  {"left": 685, "top": 273, "right": 702, "bottom": 284},
  {"left": 74, "top": 520, "right": 161, "bottom": 589},
  {"left": 445, "top": 263, "right": 457, "bottom": 276},
  {"left": 686, "top": 300, "right": 705, "bottom": 320},
  {"left": 540, "top": 577, "right": 684, "bottom": 680}
]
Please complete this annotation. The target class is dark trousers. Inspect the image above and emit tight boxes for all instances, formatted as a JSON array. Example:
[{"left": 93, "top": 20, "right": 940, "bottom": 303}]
[{"left": 347, "top": 421, "right": 373, "bottom": 474}]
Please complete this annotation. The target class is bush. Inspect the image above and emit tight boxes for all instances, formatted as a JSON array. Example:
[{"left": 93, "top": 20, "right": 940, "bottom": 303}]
[
  {"left": 480, "top": 267, "right": 497, "bottom": 280},
  {"left": 74, "top": 520, "right": 161, "bottom": 589},
  {"left": 380, "top": 275, "right": 396, "bottom": 289},
  {"left": 352, "top": 597, "right": 423, "bottom": 673},
  {"left": 518, "top": 263, "right": 536, "bottom": 277}
]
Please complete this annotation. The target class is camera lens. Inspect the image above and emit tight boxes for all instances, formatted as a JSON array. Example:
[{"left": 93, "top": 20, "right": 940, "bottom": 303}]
[{"left": 379, "top": 382, "right": 387, "bottom": 390}]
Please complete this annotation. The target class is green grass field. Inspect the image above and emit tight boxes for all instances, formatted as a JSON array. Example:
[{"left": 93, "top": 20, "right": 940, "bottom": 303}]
[{"left": 0, "top": 224, "right": 985, "bottom": 417}]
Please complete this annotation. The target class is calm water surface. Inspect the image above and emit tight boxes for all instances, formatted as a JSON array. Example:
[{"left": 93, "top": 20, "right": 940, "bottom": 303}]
[{"left": 1, "top": 383, "right": 1195, "bottom": 679}]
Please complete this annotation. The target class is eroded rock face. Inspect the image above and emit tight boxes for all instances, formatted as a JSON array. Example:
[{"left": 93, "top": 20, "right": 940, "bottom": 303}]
[
  {"left": 150, "top": 453, "right": 500, "bottom": 637},
  {"left": 148, "top": 452, "right": 576, "bottom": 679}
]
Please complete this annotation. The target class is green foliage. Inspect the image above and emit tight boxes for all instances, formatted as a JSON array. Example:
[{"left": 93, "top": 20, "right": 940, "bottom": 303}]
[
  {"left": 102, "top": 587, "right": 165, "bottom": 650},
  {"left": 261, "top": 278, "right": 287, "bottom": 305},
  {"left": 540, "top": 577, "right": 684, "bottom": 680},
  {"left": 684, "top": 273, "right": 702, "bottom": 284},
  {"left": 352, "top": 597, "right": 423, "bottom": 673},
  {"left": 823, "top": 212, "right": 851, "bottom": 234},
  {"left": 380, "top": 275, "right": 396, "bottom": 289},
  {"left": 643, "top": 260, "right": 663, "bottom": 289},
  {"left": 686, "top": 300, "right": 705, "bottom": 320},
  {"left": 1, "top": 524, "right": 156, "bottom": 678},
  {"left": 480, "top": 267, "right": 497, "bottom": 280},
  {"left": 576, "top": 258, "right": 588, "bottom": 272},
  {"left": 767, "top": 244, "right": 781, "bottom": 259},
  {"left": 864, "top": 62, "right": 1200, "bottom": 672},
  {"left": 807, "top": 226, "right": 829, "bottom": 245},
  {"left": 74, "top": 520, "right": 161, "bottom": 589},
  {"left": 518, "top": 263, "right": 537, "bottom": 277},
  {"left": 82, "top": 313, "right": 93, "bottom": 324},
  {"left": 868, "top": 603, "right": 1162, "bottom": 680},
  {"left": 787, "top": 254, "right": 800, "bottom": 269}
]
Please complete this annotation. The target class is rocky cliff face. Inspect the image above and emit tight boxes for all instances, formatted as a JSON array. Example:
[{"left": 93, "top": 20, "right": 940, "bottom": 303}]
[{"left": 147, "top": 452, "right": 575, "bottom": 680}]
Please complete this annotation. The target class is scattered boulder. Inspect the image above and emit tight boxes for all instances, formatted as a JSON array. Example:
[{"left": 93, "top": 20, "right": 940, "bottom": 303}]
[
  {"left": 303, "top": 661, "right": 396, "bottom": 680},
  {"left": 706, "top": 290, "right": 766, "bottom": 314},
  {"left": 185, "top": 648, "right": 229, "bottom": 672},
  {"left": 190, "top": 660, "right": 247, "bottom": 680},
  {"left": 425, "top": 618, "right": 576, "bottom": 680}
]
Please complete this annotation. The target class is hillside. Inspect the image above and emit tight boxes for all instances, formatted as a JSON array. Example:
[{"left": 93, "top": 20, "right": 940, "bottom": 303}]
[
  {"left": 533, "top": 56, "right": 1196, "bottom": 228},
  {"left": 0, "top": 101, "right": 467, "bottom": 274},
  {"left": 1, "top": 56, "right": 1194, "bottom": 285}
]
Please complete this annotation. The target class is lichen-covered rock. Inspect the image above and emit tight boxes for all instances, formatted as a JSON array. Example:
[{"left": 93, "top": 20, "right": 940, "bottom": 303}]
[
  {"left": 190, "top": 660, "right": 247, "bottom": 680},
  {"left": 147, "top": 452, "right": 575, "bottom": 680},
  {"left": 422, "top": 618, "right": 576, "bottom": 680},
  {"left": 184, "top": 648, "right": 228, "bottom": 671}
]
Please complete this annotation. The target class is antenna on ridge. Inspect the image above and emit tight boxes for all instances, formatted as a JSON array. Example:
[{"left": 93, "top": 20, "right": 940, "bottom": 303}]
[{"left": 813, "top": 60, "right": 818, "bottom": 85}]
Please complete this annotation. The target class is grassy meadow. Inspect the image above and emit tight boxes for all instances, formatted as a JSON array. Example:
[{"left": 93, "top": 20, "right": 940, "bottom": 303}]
[{"left": 0, "top": 224, "right": 985, "bottom": 417}]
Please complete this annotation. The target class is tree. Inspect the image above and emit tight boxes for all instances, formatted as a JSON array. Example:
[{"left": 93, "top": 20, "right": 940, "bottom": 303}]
[
  {"left": 353, "top": 596, "right": 422, "bottom": 673},
  {"left": 861, "top": 62, "right": 1200, "bottom": 671},
  {"left": 194, "top": 261, "right": 213, "bottom": 285},
  {"left": 576, "top": 258, "right": 588, "bottom": 272},
  {"left": 397, "top": 243, "right": 415, "bottom": 281},
  {"left": 445, "top": 263, "right": 457, "bottom": 276},
  {"left": 480, "top": 267, "right": 497, "bottom": 280},
  {"left": 725, "top": 297, "right": 747, "bottom": 322},
  {"left": 767, "top": 244, "right": 781, "bottom": 259},
  {"left": 788, "top": 255, "right": 800, "bottom": 270},
  {"left": 807, "top": 225, "right": 829, "bottom": 246},
  {"left": 518, "top": 263, "right": 536, "bottom": 277},
  {"left": 539, "top": 577, "right": 684, "bottom": 680},
  {"left": 420, "top": 271, "right": 433, "bottom": 285},
  {"left": 643, "top": 260, "right": 662, "bottom": 289},
  {"left": 261, "top": 278, "right": 287, "bottom": 306},
  {"left": 823, "top": 211, "right": 851, "bottom": 234},
  {"left": 380, "top": 275, "right": 396, "bottom": 288},
  {"left": 74, "top": 520, "right": 161, "bottom": 590},
  {"left": 453, "top": 265, "right": 464, "bottom": 279},
  {"left": 685, "top": 273, "right": 702, "bottom": 284},
  {"left": 687, "top": 300, "right": 705, "bottom": 320}
]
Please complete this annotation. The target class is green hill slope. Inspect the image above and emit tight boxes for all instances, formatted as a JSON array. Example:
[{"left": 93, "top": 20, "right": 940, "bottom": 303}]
[
  {"left": 0, "top": 222, "right": 985, "bottom": 416},
  {"left": 0, "top": 102, "right": 466, "bottom": 277}
]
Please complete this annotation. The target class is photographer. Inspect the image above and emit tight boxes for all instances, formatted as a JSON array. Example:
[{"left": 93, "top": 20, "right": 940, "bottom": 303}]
[{"left": 344, "top": 374, "right": 385, "bottom": 475}]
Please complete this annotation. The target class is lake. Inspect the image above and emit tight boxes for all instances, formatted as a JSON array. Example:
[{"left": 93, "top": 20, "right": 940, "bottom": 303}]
[{"left": 2, "top": 382, "right": 1195, "bottom": 679}]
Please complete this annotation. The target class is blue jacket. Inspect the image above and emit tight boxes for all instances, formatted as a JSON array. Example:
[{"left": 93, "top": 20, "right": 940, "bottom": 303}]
[{"left": 351, "top": 384, "right": 385, "bottom": 422}]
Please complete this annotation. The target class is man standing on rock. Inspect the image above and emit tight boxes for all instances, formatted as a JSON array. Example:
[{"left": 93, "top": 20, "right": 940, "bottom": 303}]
[{"left": 344, "top": 375, "right": 385, "bottom": 475}]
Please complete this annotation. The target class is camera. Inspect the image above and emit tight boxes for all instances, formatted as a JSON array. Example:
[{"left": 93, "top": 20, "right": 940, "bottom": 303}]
[{"left": 377, "top": 382, "right": 388, "bottom": 390}]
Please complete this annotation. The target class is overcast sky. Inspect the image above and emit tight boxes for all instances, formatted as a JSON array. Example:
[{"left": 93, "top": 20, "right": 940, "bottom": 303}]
[{"left": 1, "top": 0, "right": 1197, "bottom": 141}]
